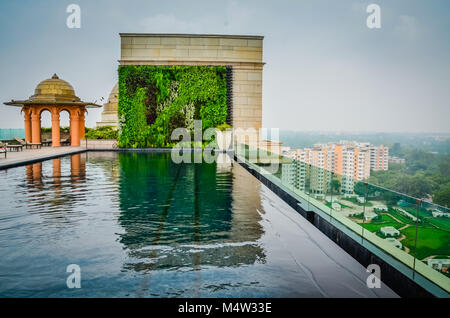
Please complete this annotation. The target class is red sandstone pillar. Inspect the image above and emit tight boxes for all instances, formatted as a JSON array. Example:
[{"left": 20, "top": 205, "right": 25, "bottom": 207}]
[
  {"left": 31, "top": 110, "right": 41, "bottom": 144},
  {"left": 23, "top": 109, "right": 32, "bottom": 143},
  {"left": 51, "top": 111, "right": 61, "bottom": 147},
  {"left": 79, "top": 111, "right": 85, "bottom": 140},
  {"left": 70, "top": 113, "right": 80, "bottom": 146}
]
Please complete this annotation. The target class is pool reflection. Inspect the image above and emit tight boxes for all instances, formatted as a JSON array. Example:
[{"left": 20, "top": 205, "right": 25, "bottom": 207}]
[
  {"left": 117, "top": 152, "right": 266, "bottom": 272},
  {"left": 18, "top": 152, "right": 267, "bottom": 273}
]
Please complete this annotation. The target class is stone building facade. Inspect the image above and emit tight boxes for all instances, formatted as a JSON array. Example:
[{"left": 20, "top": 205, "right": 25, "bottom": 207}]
[{"left": 97, "top": 33, "right": 264, "bottom": 132}]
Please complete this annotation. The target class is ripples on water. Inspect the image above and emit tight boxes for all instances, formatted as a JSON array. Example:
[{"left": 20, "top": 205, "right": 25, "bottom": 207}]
[
  {"left": 0, "top": 152, "right": 268, "bottom": 297},
  {"left": 0, "top": 152, "right": 396, "bottom": 297}
]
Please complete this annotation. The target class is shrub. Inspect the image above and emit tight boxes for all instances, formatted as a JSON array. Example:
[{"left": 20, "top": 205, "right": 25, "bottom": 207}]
[
  {"left": 40, "top": 126, "right": 71, "bottom": 133},
  {"left": 216, "top": 123, "right": 232, "bottom": 131},
  {"left": 84, "top": 125, "right": 118, "bottom": 140}
]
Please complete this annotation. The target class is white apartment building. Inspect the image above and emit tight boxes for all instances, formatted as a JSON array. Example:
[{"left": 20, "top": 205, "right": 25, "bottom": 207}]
[
  {"left": 389, "top": 156, "right": 405, "bottom": 164},
  {"left": 282, "top": 149, "right": 307, "bottom": 191},
  {"left": 281, "top": 141, "right": 388, "bottom": 196},
  {"left": 353, "top": 142, "right": 389, "bottom": 171}
]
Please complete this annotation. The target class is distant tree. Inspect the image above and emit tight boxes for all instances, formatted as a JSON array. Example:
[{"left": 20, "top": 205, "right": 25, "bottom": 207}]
[
  {"left": 409, "top": 173, "right": 433, "bottom": 198},
  {"left": 354, "top": 182, "right": 365, "bottom": 196},
  {"left": 393, "top": 175, "right": 412, "bottom": 194},
  {"left": 331, "top": 179, "right": 341, "bottom": 194},
  {"left": 433, "top": 184, "right": 450, "bottom": 207},
  {"left": 384, "top": 191, "right": 402, "bottom": 207},
  {"left": 391, "top": 142, "right": 403, "bottom": 157},
  {"left": 438, "top": 161, "right": 450, "bottom": 178}
]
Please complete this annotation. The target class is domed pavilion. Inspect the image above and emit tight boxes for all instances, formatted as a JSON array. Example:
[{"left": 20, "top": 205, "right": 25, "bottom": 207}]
[
  {"left": 4, "top": 74, "right": 101, "bottom": 146},
  {"left": 96, "top": 83, "right": 118, "bottom": 128}
]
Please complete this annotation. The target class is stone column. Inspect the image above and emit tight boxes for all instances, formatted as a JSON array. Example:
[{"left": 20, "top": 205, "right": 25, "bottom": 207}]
[
  {"left": 31, "top": 109, "right": 41, "bottom": 144},
  {"left": 23, "top": 108, "right": 32, "bottom": 143},
  {"left": 51, "top": 111, "right": 61, "bottom": 147},
  {"left": 232, "top": 65, "right": 263, "bottom": 131},
  {"left": 70, "top": 113, "right": 80, "bottom": 146},
  {"left": 79, "top": 110, "right": 85, "bottom": 140}
]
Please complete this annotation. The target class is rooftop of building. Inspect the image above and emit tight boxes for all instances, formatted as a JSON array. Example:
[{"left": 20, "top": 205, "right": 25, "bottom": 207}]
[{"left": 119, "top": 33, "right": 264, "bottom": 40}]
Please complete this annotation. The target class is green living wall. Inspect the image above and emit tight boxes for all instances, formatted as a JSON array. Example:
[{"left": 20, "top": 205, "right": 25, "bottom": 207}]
[{"left": 118, "top": 65, "right": 228, "bottom": 148}]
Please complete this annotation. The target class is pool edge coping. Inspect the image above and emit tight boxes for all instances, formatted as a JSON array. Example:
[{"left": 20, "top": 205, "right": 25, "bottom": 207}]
[{"left": 0, "top": 148, "right": 230, "bottom": 171}]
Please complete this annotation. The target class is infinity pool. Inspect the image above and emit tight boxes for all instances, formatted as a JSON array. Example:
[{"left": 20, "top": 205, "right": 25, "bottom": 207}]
[{"left": 0, "top": 152, "right": 397, "bottom": 297}]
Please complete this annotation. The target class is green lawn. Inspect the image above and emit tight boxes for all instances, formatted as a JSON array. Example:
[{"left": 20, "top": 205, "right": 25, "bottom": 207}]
[
  {"left": 400, "top": 226, "right": 450, "bottom": 260},
  {"left": 425, "top": 217, "right": 450, "bottom": 231},
  {"left": 388, "top": 208, "right": 414, "bottom": 224},
  {"left": 362, "top": 222, "right": 401, "bottom": 233},
  {"left": 361, "top": 214, "right": 403, "bottom": 233},
  {"left": 386, "top": 207, "right": 450, "bottom": 233},
  {"left": 401, "top": 206, "right": 436, "bottom": 221},
  {"left": 378, "top": 214, "right": 401, "bottom": 223}
]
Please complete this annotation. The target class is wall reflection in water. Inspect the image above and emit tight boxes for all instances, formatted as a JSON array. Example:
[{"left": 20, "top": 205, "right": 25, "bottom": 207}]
[
  {"left": 18, "top": 152, "right": 266, "bottom": 275},
  {"left": 117, "top": 152, "right": 266, "bottom": 273}
]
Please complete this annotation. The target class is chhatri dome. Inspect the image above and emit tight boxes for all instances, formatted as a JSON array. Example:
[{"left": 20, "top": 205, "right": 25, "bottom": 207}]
[
  {"left": 5, "top": 73, "right": 99, "bottom": 107},
  {"left": 4, "top": 73, "right": 101, "bottom": 147},
  {"left": 30, "top": 73, "right": 80, "bottom": 102}
]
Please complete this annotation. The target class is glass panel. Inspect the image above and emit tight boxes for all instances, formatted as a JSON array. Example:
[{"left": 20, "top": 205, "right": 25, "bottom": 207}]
[
  {"left": 363, "top": 184, "right": 417, "bottom": 271},
  {"left": 305, "top": 163, "right": 331, "bottom": 217},
  {"left": 303, "top": 160, "right": 313, "bottom": 212},
  {"left": 328, "top": 173, "right": 365, "bottom": 237},
  {"left": 414, "top": 200, "right": 450, "bottom": 289},
  {"left": 278, "top": 156, "right": 308, "bottom": 210},
  {"left": 234, "top": 142, "right": 450, "bottom": 292}
]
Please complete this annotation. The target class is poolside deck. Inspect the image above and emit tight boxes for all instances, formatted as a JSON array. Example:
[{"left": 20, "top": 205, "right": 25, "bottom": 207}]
[{"left": 0, "top": 146, "right": 86, "bottom": 170}]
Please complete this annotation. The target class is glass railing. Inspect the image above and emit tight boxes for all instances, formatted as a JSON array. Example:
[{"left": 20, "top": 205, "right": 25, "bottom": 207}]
[{"left": 234, "top": 142, "right": 450, "bottom": 294}]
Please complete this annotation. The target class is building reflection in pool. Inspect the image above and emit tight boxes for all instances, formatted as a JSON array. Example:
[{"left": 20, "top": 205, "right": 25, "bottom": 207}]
[
  {"left": 117, "top": 152, "right": 266, "bottom": 273},
  {"left": 18, "top": 152, "right": 266, "bottom": 275}
]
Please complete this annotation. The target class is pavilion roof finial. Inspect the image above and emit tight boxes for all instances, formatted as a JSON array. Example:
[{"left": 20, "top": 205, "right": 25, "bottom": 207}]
[{"left": 52, "top": 73, "right": 59, "bottom": 79}]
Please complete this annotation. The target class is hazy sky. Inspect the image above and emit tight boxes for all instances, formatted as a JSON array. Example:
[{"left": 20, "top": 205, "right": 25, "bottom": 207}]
[{"left": 0, "top": 0, "right": 449, "bottom": 132}]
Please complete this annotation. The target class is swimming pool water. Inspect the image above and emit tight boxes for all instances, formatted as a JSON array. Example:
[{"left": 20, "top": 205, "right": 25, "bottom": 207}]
[{"left": 0, "top": 152, "right": 397, "bottom": 297}]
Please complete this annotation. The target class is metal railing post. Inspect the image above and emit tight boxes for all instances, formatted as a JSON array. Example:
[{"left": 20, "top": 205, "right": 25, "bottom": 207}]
[
  {"left": 361, "top": 182, "right": 368, "bottom": 244},
  {"left": 329, "top": 175, "right": 333, "bottom": 222},
  {"left": 412, "top": 199, "right": 421, "bottom": 280}
]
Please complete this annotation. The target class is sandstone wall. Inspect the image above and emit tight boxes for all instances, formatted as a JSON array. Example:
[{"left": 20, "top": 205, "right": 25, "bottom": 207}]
[{"left": 119, "top": 33, "right": 264, "bottom": 131}]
